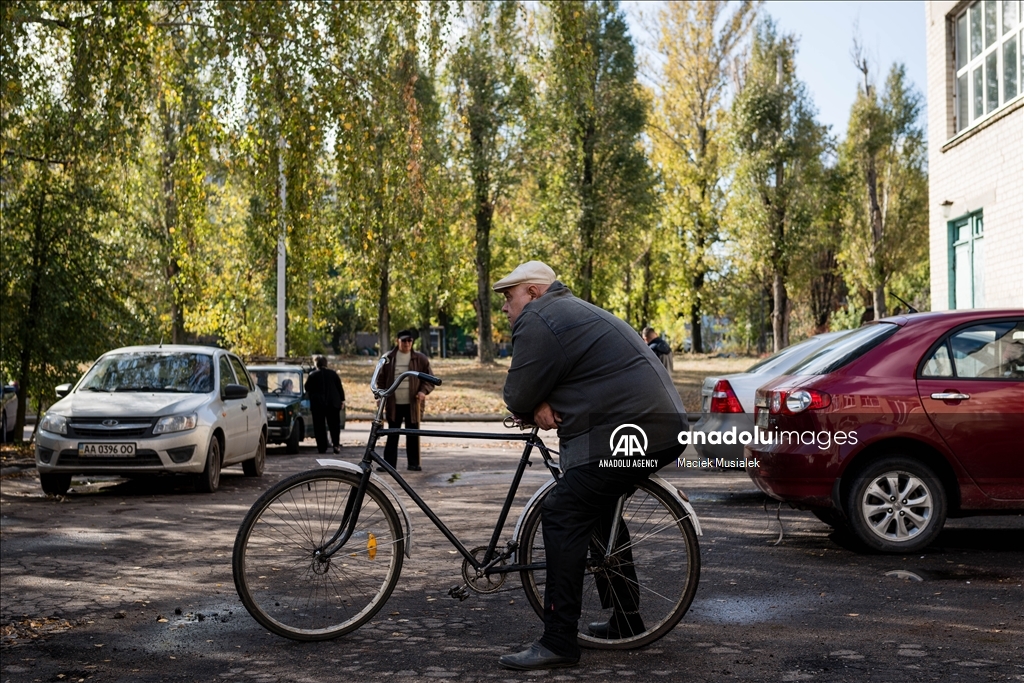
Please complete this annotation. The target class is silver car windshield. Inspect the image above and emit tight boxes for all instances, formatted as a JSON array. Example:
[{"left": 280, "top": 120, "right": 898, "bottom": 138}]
[
  {"left": 786, "top": 324, "right": 900, "bottom": 376},
  {"left": 79, "top": 353, "right": 215, "bottom": 393}
]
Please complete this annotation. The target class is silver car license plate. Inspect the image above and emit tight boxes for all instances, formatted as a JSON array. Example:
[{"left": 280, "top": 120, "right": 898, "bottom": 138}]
[{"left": 79, "top": 442, "right": 136, "bottom": 457}]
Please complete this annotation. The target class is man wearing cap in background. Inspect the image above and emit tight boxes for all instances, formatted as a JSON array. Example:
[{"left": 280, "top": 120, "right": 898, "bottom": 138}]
[
  {"left": 375, "top": 329, "right": 434, "bottom": 471},
  {"left": 494, "top": 260, "right": 687, "bottom": 671}
]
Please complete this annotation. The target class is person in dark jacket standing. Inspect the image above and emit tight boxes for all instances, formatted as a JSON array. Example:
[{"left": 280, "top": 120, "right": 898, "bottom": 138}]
[
  {"left": 494, "top": 261, "right": 687, "bottom": 671},
  {"left": 642, "top": 326, "right": 673, "bottom": 371},
  {"left": 305, "top": 355, "right": 346, "bottom": 454},
  {"left": 375, "top": 329, "right": 434, "bottom": 471}
]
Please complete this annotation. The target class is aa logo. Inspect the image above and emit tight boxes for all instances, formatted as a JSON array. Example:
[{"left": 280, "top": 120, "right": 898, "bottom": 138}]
[{"left": 609, "top": 424, "right": 648, "bottom": 457}]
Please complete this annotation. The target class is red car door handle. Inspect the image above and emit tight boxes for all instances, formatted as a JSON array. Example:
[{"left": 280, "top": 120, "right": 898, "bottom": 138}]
[{"left": 931, "top": 392, "right": 970, "bottom": 400}]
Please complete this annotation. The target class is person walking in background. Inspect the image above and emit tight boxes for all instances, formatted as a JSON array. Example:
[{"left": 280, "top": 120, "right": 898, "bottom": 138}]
[
  {"left": 305, "top": 355, "right": 346, "bottom": 454},
  {"left": 376, "top": 329, "right": 434, "bottom": 471},
  {"left": 642, "top": 326, "right": 673, "bottom": 372}
]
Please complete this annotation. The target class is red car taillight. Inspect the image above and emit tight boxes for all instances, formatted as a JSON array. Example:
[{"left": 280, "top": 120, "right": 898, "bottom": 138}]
[
  {"left": 710, "top": 380, "right": 744, "bottom": 413},
  {"left": 768, "top": 389, "right": 831, "bottom": 415}
]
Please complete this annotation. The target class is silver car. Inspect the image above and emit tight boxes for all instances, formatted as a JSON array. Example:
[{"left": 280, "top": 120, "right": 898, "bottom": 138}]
[
  {"left": 35, "top": 345, "right": 267, "bottom": 495},
  {"left": 692, "top": 331, "right": 851, "bottom": 464}
]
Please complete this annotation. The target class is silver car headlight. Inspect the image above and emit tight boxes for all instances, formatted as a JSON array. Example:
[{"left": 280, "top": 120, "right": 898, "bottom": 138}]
[
  {"left": 153, "top": 414, "right": 198, "bottom": 434},
  {"left": 39, "top": 413, "right": 68, "bottom": 435}
]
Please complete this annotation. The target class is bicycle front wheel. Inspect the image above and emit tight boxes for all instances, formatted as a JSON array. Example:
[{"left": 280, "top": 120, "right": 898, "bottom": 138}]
[
  {"left": 233, "top": 469, "right": 404, "bottom": 641},
  {"left": 518, "top": 478, "right": 700, "bottom": 649}
]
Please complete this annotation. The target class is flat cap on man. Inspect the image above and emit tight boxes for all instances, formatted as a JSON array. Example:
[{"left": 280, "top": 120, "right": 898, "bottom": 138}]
[{"left": 492, "top": 261, "right": 557, "bottom": 292}]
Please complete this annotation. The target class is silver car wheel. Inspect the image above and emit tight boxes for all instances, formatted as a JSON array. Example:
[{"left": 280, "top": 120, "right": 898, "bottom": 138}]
[{"left": 859, "top": 470, "right": 933, "bottom": 543}]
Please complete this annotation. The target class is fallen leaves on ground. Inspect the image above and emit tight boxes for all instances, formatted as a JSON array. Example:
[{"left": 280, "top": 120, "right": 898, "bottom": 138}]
[{"left": 1, "top": 617, "right": 76, "bottom": 646}]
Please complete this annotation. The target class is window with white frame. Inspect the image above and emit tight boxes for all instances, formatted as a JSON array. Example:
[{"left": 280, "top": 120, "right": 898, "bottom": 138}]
[{"left": 954, "top": 0, "right": 1023, "bottom": 133}]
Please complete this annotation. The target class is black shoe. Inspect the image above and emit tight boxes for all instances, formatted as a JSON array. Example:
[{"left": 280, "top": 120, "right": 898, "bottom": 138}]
[
  {"left": 498, "top": 641, "right": 579, "bottom": 671},
  {"left": 332, "top": 446, "right": 340, "bottom": 454},
  {"left": 588, "top": 614, "right": 647, "bottom": 639},
  {"left": 407, "top": 465, "right": 422, "bottom": 471}
]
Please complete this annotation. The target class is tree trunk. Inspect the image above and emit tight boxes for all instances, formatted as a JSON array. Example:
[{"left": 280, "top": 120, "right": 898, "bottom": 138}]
[
  {"left": 160, "top": 92, "right": 187, "bottom": 344},
  {"left": 690, "top": 123, "right": 710, "bottom": 354},
  {"left": 771, "top": 162, "right": 789, "bottom": 352},
  {"left": 690, "top": 308, "right": 703, "bottom": 355},
  {"left": 438, "top": 309, "right": 450, "bottom": 359},
  {"left": 772, "top": 271, "right": 789, "bottom": 352},
  {"left": 377, "top": 254, "right": 390, "bottom": 355},
  {"left": 578, "top": 118, "right": 597, "bottom": 303},
  {"left": 473, "top": 146, "right": 495, "bottom": 364},
  {"left": 872, "top": 284, "right": 886, "bottom": 321},
  {"left": 623, "top": 267, "right": 632, "bottom": 326},
  {"left": 641, "top": 248, "right": 652, "bottom": 327},
  {"left": 864, "top": 157, "right": 887, "bottom": 319},
  {"left": 15, "top": 185, "right": 50, "bottom": 441},
  {"left": 690, "top": 256, "right": 705, "bottom": 354}
]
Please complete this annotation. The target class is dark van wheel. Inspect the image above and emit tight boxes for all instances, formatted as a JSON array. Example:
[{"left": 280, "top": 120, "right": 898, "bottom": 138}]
[
  {"left": 195, "top": 437, "right": 222, "bottom": 493},
  {"left": 40, "top": 473, "right": 72, "bottom": 496},
  {"left": 244, "top": 432, "right": 266, "bottom": 477},
  {"left": 285, "top": 419, "right": 302, "bottom": 454},
  {"left": 845, "top": 456, "right": 946, "bottom": 553}
]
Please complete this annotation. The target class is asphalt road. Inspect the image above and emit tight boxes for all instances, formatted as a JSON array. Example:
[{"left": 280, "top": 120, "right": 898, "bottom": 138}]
[{"left": 1, "top": 424, "right": 1022, "bottom": 683}]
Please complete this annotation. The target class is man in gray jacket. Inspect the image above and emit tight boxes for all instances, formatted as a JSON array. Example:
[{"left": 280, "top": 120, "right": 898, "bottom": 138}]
[{"left": 494, "top": 261, "right": 687, "bottom": 671}]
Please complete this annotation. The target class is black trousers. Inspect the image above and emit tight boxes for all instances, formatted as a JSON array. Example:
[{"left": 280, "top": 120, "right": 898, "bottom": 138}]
[
  {"left": 384, "top": 403, "right": 420, "bottom": 469},
  {"left": 310, "top": 405, "right": 341, "bottom": 454},
  {"left": 538, "top": 444, "right": 683, "bottom": 657}
]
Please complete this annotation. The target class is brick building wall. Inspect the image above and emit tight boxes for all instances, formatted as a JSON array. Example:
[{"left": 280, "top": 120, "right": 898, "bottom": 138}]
[{"left": 926, "top": 0, "right": 1024, "bottom": 310}]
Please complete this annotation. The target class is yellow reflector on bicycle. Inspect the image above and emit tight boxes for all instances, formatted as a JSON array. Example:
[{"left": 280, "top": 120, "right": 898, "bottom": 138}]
[{"left": 368, "top": 533, "right": 377, "bottom": 560}]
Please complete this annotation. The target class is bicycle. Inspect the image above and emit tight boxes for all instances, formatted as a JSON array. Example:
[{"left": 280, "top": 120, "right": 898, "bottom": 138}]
[{"left": 232, "top": 355, "right": 702, "bottom": 648}]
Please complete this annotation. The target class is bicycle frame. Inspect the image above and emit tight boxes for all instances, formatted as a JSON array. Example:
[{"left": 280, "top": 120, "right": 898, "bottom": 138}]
[{"left": 315, "top": 355, "right": 560, "bottom": 577}]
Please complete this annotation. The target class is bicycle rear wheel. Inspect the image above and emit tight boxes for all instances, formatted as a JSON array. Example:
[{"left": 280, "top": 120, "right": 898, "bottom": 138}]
[
  {"left": 233, "top": 469, "right": 404, "bottom": 641},
  {"left": 518, "top": 479, "right": 700, "bottom": 649}
]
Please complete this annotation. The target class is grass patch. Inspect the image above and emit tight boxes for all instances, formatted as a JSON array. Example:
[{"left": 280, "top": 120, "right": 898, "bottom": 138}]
[{"left": 333, "top": 353, "right": 758, "bottom": 417}]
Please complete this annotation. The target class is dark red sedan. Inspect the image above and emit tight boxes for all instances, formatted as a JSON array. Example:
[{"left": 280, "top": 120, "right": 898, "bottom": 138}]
[{"left": 747, "top": 309, "right": 1024, "bottom": 553}]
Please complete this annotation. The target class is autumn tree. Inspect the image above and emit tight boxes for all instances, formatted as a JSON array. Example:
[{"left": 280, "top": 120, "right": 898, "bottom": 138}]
[
  {"left": 328, "top": 5, "right": 449, "bottom": 353},
  {"left": 449, "top": 0, "right": 532, "bottom": 362},
  {"left": 841, "top": 55, "right": 928, "bottom": 319},
  {"left": 0, "top": 1, "right": 160, "bottom": 438},
  {"left": 650, "top": 0, "right": 758, "bottom": 352},
  {"left": 540, "top": 0, "right": 656, "bottom": 305},
  {"left": 146, "top": 3, "right": 220, "bottom": 344},
  {"left": 730, "top": 19, "right": 827, "bottom": 351},
  {"left": 792, "top": 158, "right": 848, "bottom": 334}
]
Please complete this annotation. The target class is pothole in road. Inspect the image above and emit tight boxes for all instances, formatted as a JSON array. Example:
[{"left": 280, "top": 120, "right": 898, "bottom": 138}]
[
  {"left": 883, "top": 568, "right": 1017, "bottom": 582},
  {"left": 688, "top": 595, "right": 800, "bottom": 624}
]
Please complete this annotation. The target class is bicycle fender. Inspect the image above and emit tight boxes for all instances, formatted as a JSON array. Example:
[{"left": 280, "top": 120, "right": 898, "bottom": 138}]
[
  {"left": 316, "top": 459, "right": 413, "bottom": 558},
  {"left": 648, "top": 474, "right": 703, "bottom": 536},
  {"left": 510, "top": 474, "right": 703, "bottom": 544},
  {"left": 511, "top": 477, "right": 557, "bottom": 547}
]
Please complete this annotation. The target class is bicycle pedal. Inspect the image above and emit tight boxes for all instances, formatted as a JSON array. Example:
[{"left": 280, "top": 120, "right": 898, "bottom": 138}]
[{"left": 447, "top": 585, "right": 470, "bottom": 601}]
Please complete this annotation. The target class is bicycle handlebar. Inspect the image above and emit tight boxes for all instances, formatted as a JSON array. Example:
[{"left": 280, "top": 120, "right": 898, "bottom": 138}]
[
  {"left": 369, "top": 356, "right": 443, "bottom": 401},
  {"left": 417, "top": 373, "right": 442, "bottom": 386}
]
